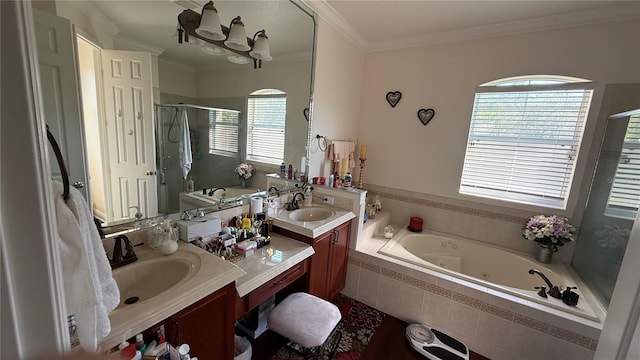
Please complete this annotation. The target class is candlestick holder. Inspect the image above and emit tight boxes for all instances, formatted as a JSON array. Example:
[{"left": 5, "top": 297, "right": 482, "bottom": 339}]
[{"left": 358, "top": 158, "right": 367, "bottom": 189}]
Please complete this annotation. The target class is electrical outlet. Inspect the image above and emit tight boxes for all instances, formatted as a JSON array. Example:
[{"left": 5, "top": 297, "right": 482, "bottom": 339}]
[{"left": 323, "top": 196, "right": 334, "bottom": 205}]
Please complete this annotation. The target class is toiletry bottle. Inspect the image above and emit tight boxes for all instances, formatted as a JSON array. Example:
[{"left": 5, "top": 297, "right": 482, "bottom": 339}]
[
  {"left": 343, "top": 172, "right": 352, "bottom": 188},
  {"left": 333, "top": 172, "right": 340, "bottom": 188},
  {"left": 375, "top": 195, "right": 382, "bottom": 212},
  {"left": 241, "top": 214, "right": 251, "bottom": 230},
  {"left": 280, "top": 162, "right": 286, "bottom": 177},
  {"left": 288, "top": 164, "right": 293, "bottom": 179},
  {"left": 135, "top": 333, "right": 146, "bottom": 354},
  {"left": 187, "top": 177, "right": 194, "bottom": 192},
  {"left": 328, "top": 174, "right": 334, "bottom": 187}
]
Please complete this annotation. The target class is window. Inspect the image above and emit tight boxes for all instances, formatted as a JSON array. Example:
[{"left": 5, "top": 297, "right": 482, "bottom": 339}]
[
  {"left": 208, "top": 108, "right": 240, "bottom": 156},
  {"left": 246, "top": 89, "right": 286, "bottom": 165},
  {"left": 459, "top": 76, "right": 594, "bottom": 209},
  {"left": 606, "top": 114, "right": 640, "bottom": 219}
]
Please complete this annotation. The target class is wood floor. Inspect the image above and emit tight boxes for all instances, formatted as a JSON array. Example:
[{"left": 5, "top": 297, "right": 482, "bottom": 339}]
[
  {"left": 249, "top": 314, "right": 490, "bottom": 360},
  {"left": 362, "top": 315, "right": 490, "bottom": 360}
]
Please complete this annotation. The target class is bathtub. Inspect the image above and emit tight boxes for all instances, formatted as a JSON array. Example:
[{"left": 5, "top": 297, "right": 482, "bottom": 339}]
[{"left": 378, "top": 227, "right": 601, "bottom": 321}]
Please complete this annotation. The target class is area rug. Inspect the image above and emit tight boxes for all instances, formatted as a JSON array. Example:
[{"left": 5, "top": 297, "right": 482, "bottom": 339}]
[{"left": 272, "top": 294, "right": 385, "bottom": 360}]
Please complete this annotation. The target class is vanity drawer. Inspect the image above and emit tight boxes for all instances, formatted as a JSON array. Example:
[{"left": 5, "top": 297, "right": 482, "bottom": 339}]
[{"left": 246, "top": 260, "right": 308, "bottom": 309}]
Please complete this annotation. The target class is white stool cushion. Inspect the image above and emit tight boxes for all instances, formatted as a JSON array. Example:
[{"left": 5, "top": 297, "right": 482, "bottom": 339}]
[{"left": 268, "top": 292, "right": 341, "bottom": 348}]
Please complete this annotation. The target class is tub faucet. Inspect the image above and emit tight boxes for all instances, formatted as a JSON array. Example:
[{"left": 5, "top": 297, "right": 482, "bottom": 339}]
[
  {"left": 267, "top": 186, "right": 279, "bottom": 194},
  {"left": 208, "top": 187, "right": 226, "bottom": 197},
  {"left": 528, "top": 269, "right": 561, "bottom": 299}
]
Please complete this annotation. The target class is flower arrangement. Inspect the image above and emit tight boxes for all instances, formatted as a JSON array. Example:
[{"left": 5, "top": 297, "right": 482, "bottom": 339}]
[
  {"left": 235, "top": 163, "right": 253, "bottom": 180},
  {"left": 522, "top": 215, "right": 576, "bottom": 251}
]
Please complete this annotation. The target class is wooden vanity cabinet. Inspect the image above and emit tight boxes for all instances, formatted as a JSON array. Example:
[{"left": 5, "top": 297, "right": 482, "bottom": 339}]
[
  {"left": 275, "top": 220, "right": 352, "bottom": 301},
  {"left": 165, "top": 282, "right": 235, "bottom": 360}
]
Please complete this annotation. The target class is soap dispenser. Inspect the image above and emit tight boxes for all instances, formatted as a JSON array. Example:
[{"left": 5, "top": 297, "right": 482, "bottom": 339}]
[{"left": 303, "top": 186, "right": 313, "bottom": 207}]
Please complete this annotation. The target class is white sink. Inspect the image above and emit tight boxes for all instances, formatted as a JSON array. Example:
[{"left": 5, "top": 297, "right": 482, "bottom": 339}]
[
  {"left": 288, "top": 207, "right": 335, "bottom": 222},
  {"left": 112, "top": 254, "right": 200, "bottom": 309}
]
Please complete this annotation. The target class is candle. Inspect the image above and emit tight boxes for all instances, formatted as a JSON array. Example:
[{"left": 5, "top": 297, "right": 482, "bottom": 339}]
[
  {"left": 360, "top": 144, "right": 367, "bottom": 159},
  {"left": 340, "top": 158, "right": 348, "bottom": 179}
]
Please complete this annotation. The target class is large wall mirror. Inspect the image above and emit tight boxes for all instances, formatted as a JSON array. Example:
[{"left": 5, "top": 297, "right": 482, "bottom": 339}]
[{"left": 32, "top": 0, "right": 316, "bottom": 232}]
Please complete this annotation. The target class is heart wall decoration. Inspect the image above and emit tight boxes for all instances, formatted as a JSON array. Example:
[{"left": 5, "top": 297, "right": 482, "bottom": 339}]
[
  {"left": 303, "top": 108, "right": 310, "bottom": 122},
  {"left": 386, "top": 91, "right": 402, "bottom": 108},
  {"left": 417, "top": 108, "right": 435, "bottom": 126}
]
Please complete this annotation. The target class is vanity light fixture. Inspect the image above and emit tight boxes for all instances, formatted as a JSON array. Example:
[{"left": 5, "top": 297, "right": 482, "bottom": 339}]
[{"left": 177, "top": 1, "right": 272, "bottom": 69}]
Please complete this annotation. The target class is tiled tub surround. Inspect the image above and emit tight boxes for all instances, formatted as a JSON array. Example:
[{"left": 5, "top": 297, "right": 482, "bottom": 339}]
[{"left": 343, "top": 212, "right": 603, "bottom": 360}]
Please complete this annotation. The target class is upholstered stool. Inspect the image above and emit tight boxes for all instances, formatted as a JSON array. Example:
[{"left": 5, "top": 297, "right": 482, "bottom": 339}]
[{"left": 268, "top": 292, "right": 342, "bottom": 357}]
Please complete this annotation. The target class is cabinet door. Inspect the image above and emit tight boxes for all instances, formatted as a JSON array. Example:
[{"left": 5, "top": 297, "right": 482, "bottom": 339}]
[
  {"left": 327, "top": 221, "right": 351, "bottom": 300},
  {"left": 308, "top": 231, "right": 332, "bottom": 299},
  {"left": 166, "top": 283, "right": 235, "bottom": 360}
]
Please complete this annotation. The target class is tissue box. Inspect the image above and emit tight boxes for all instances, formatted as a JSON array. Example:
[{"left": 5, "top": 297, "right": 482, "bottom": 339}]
[{"left": 177, "top": 214, "right": 222, "bottom": 242}]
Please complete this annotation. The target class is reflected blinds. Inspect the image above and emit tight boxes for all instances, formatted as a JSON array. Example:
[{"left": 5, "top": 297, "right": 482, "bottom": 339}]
[
  {"left": 208, "top": 109, "right": 239, "bottom": 155},
  {"left": 606, "top": 115, "right": 640, "bottom": 218},
  {"left": 246, "top": 93, "right": 286, "bottom": 164}
]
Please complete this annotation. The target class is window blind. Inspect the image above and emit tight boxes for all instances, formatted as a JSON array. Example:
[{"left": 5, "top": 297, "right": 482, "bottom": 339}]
[
  {"left": 208, "top": 109, "right": 239, "bottom": 156},
  {"left": 247, "top": 94, "right": 286, "bottom": 164},
  {"left": 460, "top": 84, "right": 593, "bottom": 208},
  {"left": 606, "top": 115, "right": 640, "bottom": 218}
]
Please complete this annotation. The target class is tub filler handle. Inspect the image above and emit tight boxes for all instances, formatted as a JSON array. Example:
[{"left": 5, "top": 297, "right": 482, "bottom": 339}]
[{"left": 528, "top": 269, "right": 561, "bottom": 299}]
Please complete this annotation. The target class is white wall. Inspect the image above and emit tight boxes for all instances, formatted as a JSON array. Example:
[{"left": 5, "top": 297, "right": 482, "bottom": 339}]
[
  {"left": 358, "top": 19, "right": 640, "bottom": 220},
  {"left": 158, "top": 60, "right": 198, "bottom": 99},
  {"left": 309, "top": 17, "right": 365, "bottom": 179}
]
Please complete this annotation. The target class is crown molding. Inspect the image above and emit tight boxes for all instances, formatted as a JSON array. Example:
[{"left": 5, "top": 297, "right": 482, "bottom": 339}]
[
  {"left": 113, "top": 37, "right": 165, "bottom": 56},
  {"left": 61, "top": 0, "right": 119, "bottom": 37},
  {"left": 300, "top": 0, "right": 369, "bottom": 51},
  {"left": 305, "top": 1, "right": 640, "bottom": 53}
]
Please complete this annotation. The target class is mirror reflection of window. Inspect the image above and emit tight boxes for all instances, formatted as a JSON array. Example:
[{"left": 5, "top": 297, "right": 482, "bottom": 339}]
[
  {"left": 605, "top": 114, "right": 640, "bottom": 219},
  {"left": 208, "top": 109, "right": 240, "bottom": 157},
  {"left": 246, "top": 89, "right": 287, "bottom": 165}
]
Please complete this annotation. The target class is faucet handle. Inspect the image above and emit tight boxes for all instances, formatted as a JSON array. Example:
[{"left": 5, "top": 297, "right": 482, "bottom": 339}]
[{"left": 534, "top": 286, "right": 547, "bottom": 298}]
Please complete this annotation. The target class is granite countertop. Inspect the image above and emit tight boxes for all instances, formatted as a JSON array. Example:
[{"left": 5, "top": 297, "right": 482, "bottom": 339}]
[
  {"left": 234, "top": 234, "right": 315, "bottom": 297},
  {"left": 272, "top": 204, "right": 356, "bottom": 238},
  {"left": 101, "top": 241, "right": 245, "bottom": 351}
]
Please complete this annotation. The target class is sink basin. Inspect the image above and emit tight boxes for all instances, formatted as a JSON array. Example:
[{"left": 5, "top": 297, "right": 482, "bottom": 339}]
[
  {"left": 288, "top": 207, "right": 335, "bottom": 222},
  {"left": 112, "top": 255, "right": 199, "bottom": 309}
]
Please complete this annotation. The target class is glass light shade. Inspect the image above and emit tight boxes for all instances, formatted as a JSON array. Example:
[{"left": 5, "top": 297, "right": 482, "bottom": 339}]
[
  {"left": 196, "top": 5, "right": 225, "bottom": 41},
  {"left": 249, "top": 31, "right": 272, "bottom": 61},
  {"left": 200, "top": 44, "right": 227, "bottom": 56},
  {"left": 227, "top": 54, "right": 251, "bottom": 65},
  {"left": 224, "top": 17, "right": 251, "bottom": 51}
]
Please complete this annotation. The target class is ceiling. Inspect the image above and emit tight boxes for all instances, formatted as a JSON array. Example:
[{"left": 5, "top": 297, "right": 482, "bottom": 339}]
[
  {"left": 313, "top": 0, "right": 640, "bottom": 51},
  {"left": 84, "top": 0, "right": 639, "bottom": 66}
]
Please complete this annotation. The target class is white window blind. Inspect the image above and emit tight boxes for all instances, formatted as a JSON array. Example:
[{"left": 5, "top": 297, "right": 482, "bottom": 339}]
[
  {"left": 460, "top": 79, "right": 593, "bottom": 209},
  {"left": 247, "top": 89, "right": 286, "bottom": 165},
  {"left": 606, "top": 115, "right": 640, "bottom": 219},
  {"left": 208, "top": 109, "right": 239, "bottom": 156}
]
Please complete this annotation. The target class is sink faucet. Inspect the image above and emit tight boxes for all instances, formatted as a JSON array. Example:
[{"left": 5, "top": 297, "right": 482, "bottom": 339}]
[
  {"left": 267, "top": 186, "right": 279, "bottom": 195},
  {"left": 208, "top": 187, "right": 226, "bottom": 197},
  {"left": 287, "top": 192, "right": 305, "bottom": 211},
  {"left": 128, "top": 205, "right": 143, "bottom": 220},
  {"left": 110, "top": 235, "right": 138, "bottom": 269},
  {"left": 528, "top": 269, "right": 561, "bottom": 299}
]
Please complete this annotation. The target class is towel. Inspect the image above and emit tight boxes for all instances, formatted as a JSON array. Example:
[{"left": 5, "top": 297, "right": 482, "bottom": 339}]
[
  {"left": 328, "top": 141, "right": 355, "bottom": 168},
  {"left": 179, "top": 109, "right": 193, "bottom": 179},
  {"left": 53, "top": 181, "right": 119, "bottom": 352}
]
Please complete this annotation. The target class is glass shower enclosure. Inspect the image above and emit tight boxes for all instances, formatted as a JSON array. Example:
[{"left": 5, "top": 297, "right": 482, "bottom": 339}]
[
  {"left": 155, "top": 104, "right": 241, "bottom": 215},
  {"left": 572, "top": 113, "right": 640, "bottom": 307}
]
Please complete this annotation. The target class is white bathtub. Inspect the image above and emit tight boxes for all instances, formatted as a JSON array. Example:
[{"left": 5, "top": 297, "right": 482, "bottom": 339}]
[{"left": 378, "top": 227, "right": 601, "bottom": 321}]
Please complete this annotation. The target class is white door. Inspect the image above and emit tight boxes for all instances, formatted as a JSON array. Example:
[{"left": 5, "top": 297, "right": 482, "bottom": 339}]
[
  {"left": 101, "top": 49, "right": 157, "bottom": 222},
  {"left": 33, "top": 9, "right": 89, "bottom": 199}
]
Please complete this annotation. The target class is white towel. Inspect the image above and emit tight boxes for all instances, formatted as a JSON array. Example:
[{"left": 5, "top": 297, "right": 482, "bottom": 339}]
[
  {"left": 53, "top": 181, "right": 119, "bottom": 352},
  {"left": 179, "top": 109, "right": 193, "bottom": 179}
]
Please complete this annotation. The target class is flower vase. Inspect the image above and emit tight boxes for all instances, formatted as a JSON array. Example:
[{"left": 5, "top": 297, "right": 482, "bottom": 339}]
[
  {"left": 240, "top": 178, "right": 248, "bottom": 188},
  {"left": 535, "top": 246, "right": 553, "bottom": 264}
]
